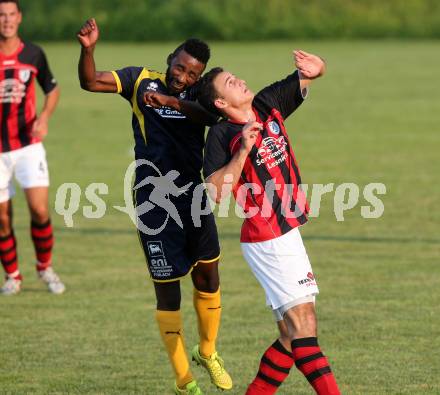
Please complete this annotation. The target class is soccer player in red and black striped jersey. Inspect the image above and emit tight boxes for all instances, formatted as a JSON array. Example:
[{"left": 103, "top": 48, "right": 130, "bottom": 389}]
[
  {"left": 0, "top": 0, "right": 65, "bottom": 295},
  {"left": 198, "top": 51, "right": 341, "bottom": 394}
]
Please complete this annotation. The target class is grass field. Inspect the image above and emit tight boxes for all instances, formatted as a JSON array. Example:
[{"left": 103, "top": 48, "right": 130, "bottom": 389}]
[{"left": 0, "top": 40, "right": 439, "bottom": 394}]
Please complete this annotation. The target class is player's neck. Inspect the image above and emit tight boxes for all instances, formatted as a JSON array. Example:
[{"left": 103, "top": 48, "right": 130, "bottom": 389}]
[
  {"left": 0, "top": 36, "right": 21, "bottom": 56},
  {"left": 226, "top": 105, "right": 255, "bottom": 123}
]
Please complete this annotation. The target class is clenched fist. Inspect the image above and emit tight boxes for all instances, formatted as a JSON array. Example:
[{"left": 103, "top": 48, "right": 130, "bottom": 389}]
[{"left": 77, "top": 18, "right": 99, "bottom": 49}]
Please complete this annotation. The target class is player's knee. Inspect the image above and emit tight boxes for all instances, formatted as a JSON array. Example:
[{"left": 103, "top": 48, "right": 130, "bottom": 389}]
[
  {"left": 0, "top": 212, "right": 12, "bottom": 235},
  {"left": 30, "top": 207, "right": 49, "bottom": 224},
  {"left": 192, "top": 261, "right": 220, "bottom": 292},
  {"left": 204, "top": 275, "right": 220, "bottom": 293},
  {"left": 295, "top": 312, "right": 317, "bottom": 338},
  {"left": 285, "top": 303, "right": 317, "bottom": 338},
  {"left": 277, "top": 321, "right": 293, "bottom": 351},
  {"left": 194, "top": 276, "right": 219, "bottom": 293}
]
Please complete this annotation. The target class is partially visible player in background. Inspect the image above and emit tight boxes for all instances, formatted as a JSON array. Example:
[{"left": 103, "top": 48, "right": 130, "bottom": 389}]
[{"left": 0, "top": 0, "right": 64, "bottom": 295}]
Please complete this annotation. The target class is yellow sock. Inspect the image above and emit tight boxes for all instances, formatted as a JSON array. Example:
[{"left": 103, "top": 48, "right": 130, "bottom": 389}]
[
  {"left": 155, "top": 310, "right": 193, "bottom": 388},
  {"left": 193, "top": 288, "right": 222, "bottom": 357}
]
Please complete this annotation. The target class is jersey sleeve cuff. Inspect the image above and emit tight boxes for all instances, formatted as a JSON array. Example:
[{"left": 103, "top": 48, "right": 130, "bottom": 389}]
[
  {"left": 111, "top": 71, "right": 122, "bottom": 94},
  {"left": 297, "top": 70, "right": 309, "bottom": 99}
]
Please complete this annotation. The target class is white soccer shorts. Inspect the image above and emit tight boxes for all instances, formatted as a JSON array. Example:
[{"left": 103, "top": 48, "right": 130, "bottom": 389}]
[
  {"left": 241, "top": 227, "right": 319, "bottom": 320},
  {"left": 0, "top": 143, "right": 49, "bottom": 203}
]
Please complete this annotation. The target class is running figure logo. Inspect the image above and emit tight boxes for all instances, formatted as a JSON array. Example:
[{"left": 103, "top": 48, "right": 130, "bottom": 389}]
[{"left": 114, "top": 159, "right": 192, "bottom": 235}]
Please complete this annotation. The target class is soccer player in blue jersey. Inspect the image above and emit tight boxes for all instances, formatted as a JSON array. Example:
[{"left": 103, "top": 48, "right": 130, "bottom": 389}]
[{"left": 77, "top": 18, "right": 231, "bottom": 395}]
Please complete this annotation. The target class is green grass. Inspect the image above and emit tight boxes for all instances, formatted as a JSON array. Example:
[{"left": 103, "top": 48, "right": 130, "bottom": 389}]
[{"left": 0, "top": 40, "right": 439, "bottom": 394}]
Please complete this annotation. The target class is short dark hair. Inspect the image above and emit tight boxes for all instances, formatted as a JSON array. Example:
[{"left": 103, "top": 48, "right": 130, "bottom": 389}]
[
  {"left": 168, "top": 38, "right": 210, "bottom": 66},
  {"left": 0, "top": 0, "right": 21, "bottom": 11},
  {"left": 197, "top": 67, "right": 224, "bottom": 116}
]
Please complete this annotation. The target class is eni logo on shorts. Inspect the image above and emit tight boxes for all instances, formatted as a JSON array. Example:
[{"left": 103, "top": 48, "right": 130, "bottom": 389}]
[
  {"left": 147, "top": 241, "right": 164, "bottom": 257},
  {"left": 147, "top": 241, "right": 171, "bottom": 276}
]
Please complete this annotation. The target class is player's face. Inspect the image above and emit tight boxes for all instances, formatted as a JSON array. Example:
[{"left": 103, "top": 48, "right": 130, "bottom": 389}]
[
  {"left": 0, "top": 2, "right": 22, "bottom": 40},
  {"left": 213, "top": 71, "right": 254, "bottom": 110},
  {"left": 166, "top": 50, "right": 205, "bottom": 94}
]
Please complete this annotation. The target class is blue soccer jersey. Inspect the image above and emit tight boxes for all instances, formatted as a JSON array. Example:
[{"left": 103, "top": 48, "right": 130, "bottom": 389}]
[{"left": 112, "top": 67, "right": 206, "bottom": 187}]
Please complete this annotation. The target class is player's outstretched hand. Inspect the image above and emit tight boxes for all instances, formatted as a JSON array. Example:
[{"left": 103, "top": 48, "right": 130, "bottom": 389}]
[
  {"left": 144, "top": 91, "right": 173, "bottom": 108},
  {"left": 241, "top": 121, "right": 263, "bottom": 154},
  {"left": 293, "top": 50, "right": 326, "bottom": 79},
  {"left": 77, "top": 18, "right": 99, "bottom": 48}
]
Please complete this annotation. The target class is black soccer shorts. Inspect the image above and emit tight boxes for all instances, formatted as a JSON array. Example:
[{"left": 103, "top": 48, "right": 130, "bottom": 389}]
[{"left": 133, "top": 186, "right": 220, "bottom": 282}]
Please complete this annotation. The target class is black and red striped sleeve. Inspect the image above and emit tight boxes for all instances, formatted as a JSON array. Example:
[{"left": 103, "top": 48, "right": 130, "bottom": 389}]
[
  {"left": 203, "top": 124, "right": 231, "bottom": 179},
  {"left": 35, "top": 47, "right": 57, "bottom": 94}
]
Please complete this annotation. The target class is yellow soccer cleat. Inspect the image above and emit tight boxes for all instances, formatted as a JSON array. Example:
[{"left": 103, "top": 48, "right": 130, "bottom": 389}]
[
  {"left": 174, "top": 380, "right": 203, "bottom": 395},
  {"left": 191, "top": 345, "right": 233, "bottom": 391}
]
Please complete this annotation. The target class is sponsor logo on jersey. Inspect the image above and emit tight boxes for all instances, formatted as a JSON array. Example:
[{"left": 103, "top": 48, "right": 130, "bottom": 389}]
[
  {"left": 154, "top": 107, "right": 186, "bottom": 119},
  {"left": 0, "top": 78, "right": 26, "bottom": 103},
  {"left": 256, "top": 136, "right": 288, "bottom": 168}
]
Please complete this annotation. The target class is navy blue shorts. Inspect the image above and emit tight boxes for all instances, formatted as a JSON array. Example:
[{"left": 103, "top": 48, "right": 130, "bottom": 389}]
[{"left": 133, "top": 187, "right": 220, "bottom": 282}]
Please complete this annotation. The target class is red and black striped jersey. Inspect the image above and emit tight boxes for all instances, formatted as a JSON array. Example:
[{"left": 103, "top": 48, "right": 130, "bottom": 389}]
[
  {"left": 0, "top": 41, "right": 57, "bottom": 153},
  {"left": 203, "top": 71, "right": 309, "bottom": 243}
]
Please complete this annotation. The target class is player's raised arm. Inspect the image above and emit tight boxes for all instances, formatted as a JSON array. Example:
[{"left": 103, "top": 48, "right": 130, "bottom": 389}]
[
  {"left": 77, "top": 18, "right": 118, "bottom": 93},
  {"left": 293, "top": 49, "right": 326, "bottom": 91},
  {"left": 144, "top": 91, "right": 218, "bottom": 126},
  {"left": 205, "top": 121, "right": 262, "bottom": 203}
]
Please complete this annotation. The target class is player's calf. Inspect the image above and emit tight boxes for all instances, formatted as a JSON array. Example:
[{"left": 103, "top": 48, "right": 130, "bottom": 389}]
[
  {"left": 0, "top": 231, "right": 21, "bottom": 296},
  {"left": 246, "top": 339, "right": 295, "bottom": 395}
]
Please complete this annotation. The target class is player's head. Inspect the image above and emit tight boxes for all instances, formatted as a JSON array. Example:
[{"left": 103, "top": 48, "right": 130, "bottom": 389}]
[
  {"left": 198, "top": 67, "right": 254, "bottom": 117},
  {"left": 0, "top": 0, "right": 21, "bottom": 40},
  {"left": 166, "top": 38, "right": 210, "bottom": 94}
]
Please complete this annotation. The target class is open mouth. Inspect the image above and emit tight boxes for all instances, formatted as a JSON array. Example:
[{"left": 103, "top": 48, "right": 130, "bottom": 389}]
[{"left": 171, "top": 80, "right": 184, "bottom": 90}]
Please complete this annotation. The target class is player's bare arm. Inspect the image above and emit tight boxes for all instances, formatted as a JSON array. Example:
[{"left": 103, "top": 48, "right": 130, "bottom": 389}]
[
  {"left": 205, "top": 121, "right": 262, "bottom": 203},
  {"left": 77, "top": 18, "right": 118, "bottom": 93},
  {"left": 144, "top": 91, "right": 217, "bottom": 126},
  {"left": 32, "top": 86, "right": 60, "bottom": 139},
  {"left": 294, "top": 49, "right": 326, "bottom": 91}
]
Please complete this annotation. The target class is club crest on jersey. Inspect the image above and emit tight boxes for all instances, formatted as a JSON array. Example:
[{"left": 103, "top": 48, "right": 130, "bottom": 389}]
[
  {"left": 268, "top": 120, "right": 280, "bottom": 135},
  {"left": 179, "top": 91, "right": 187, "bottom": 99},
  {"left": 146, "top": 81, "right": 158, "bottom": 91},
  {"left": 19, "top": 69, "right": 31, "bottom": 83}
]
